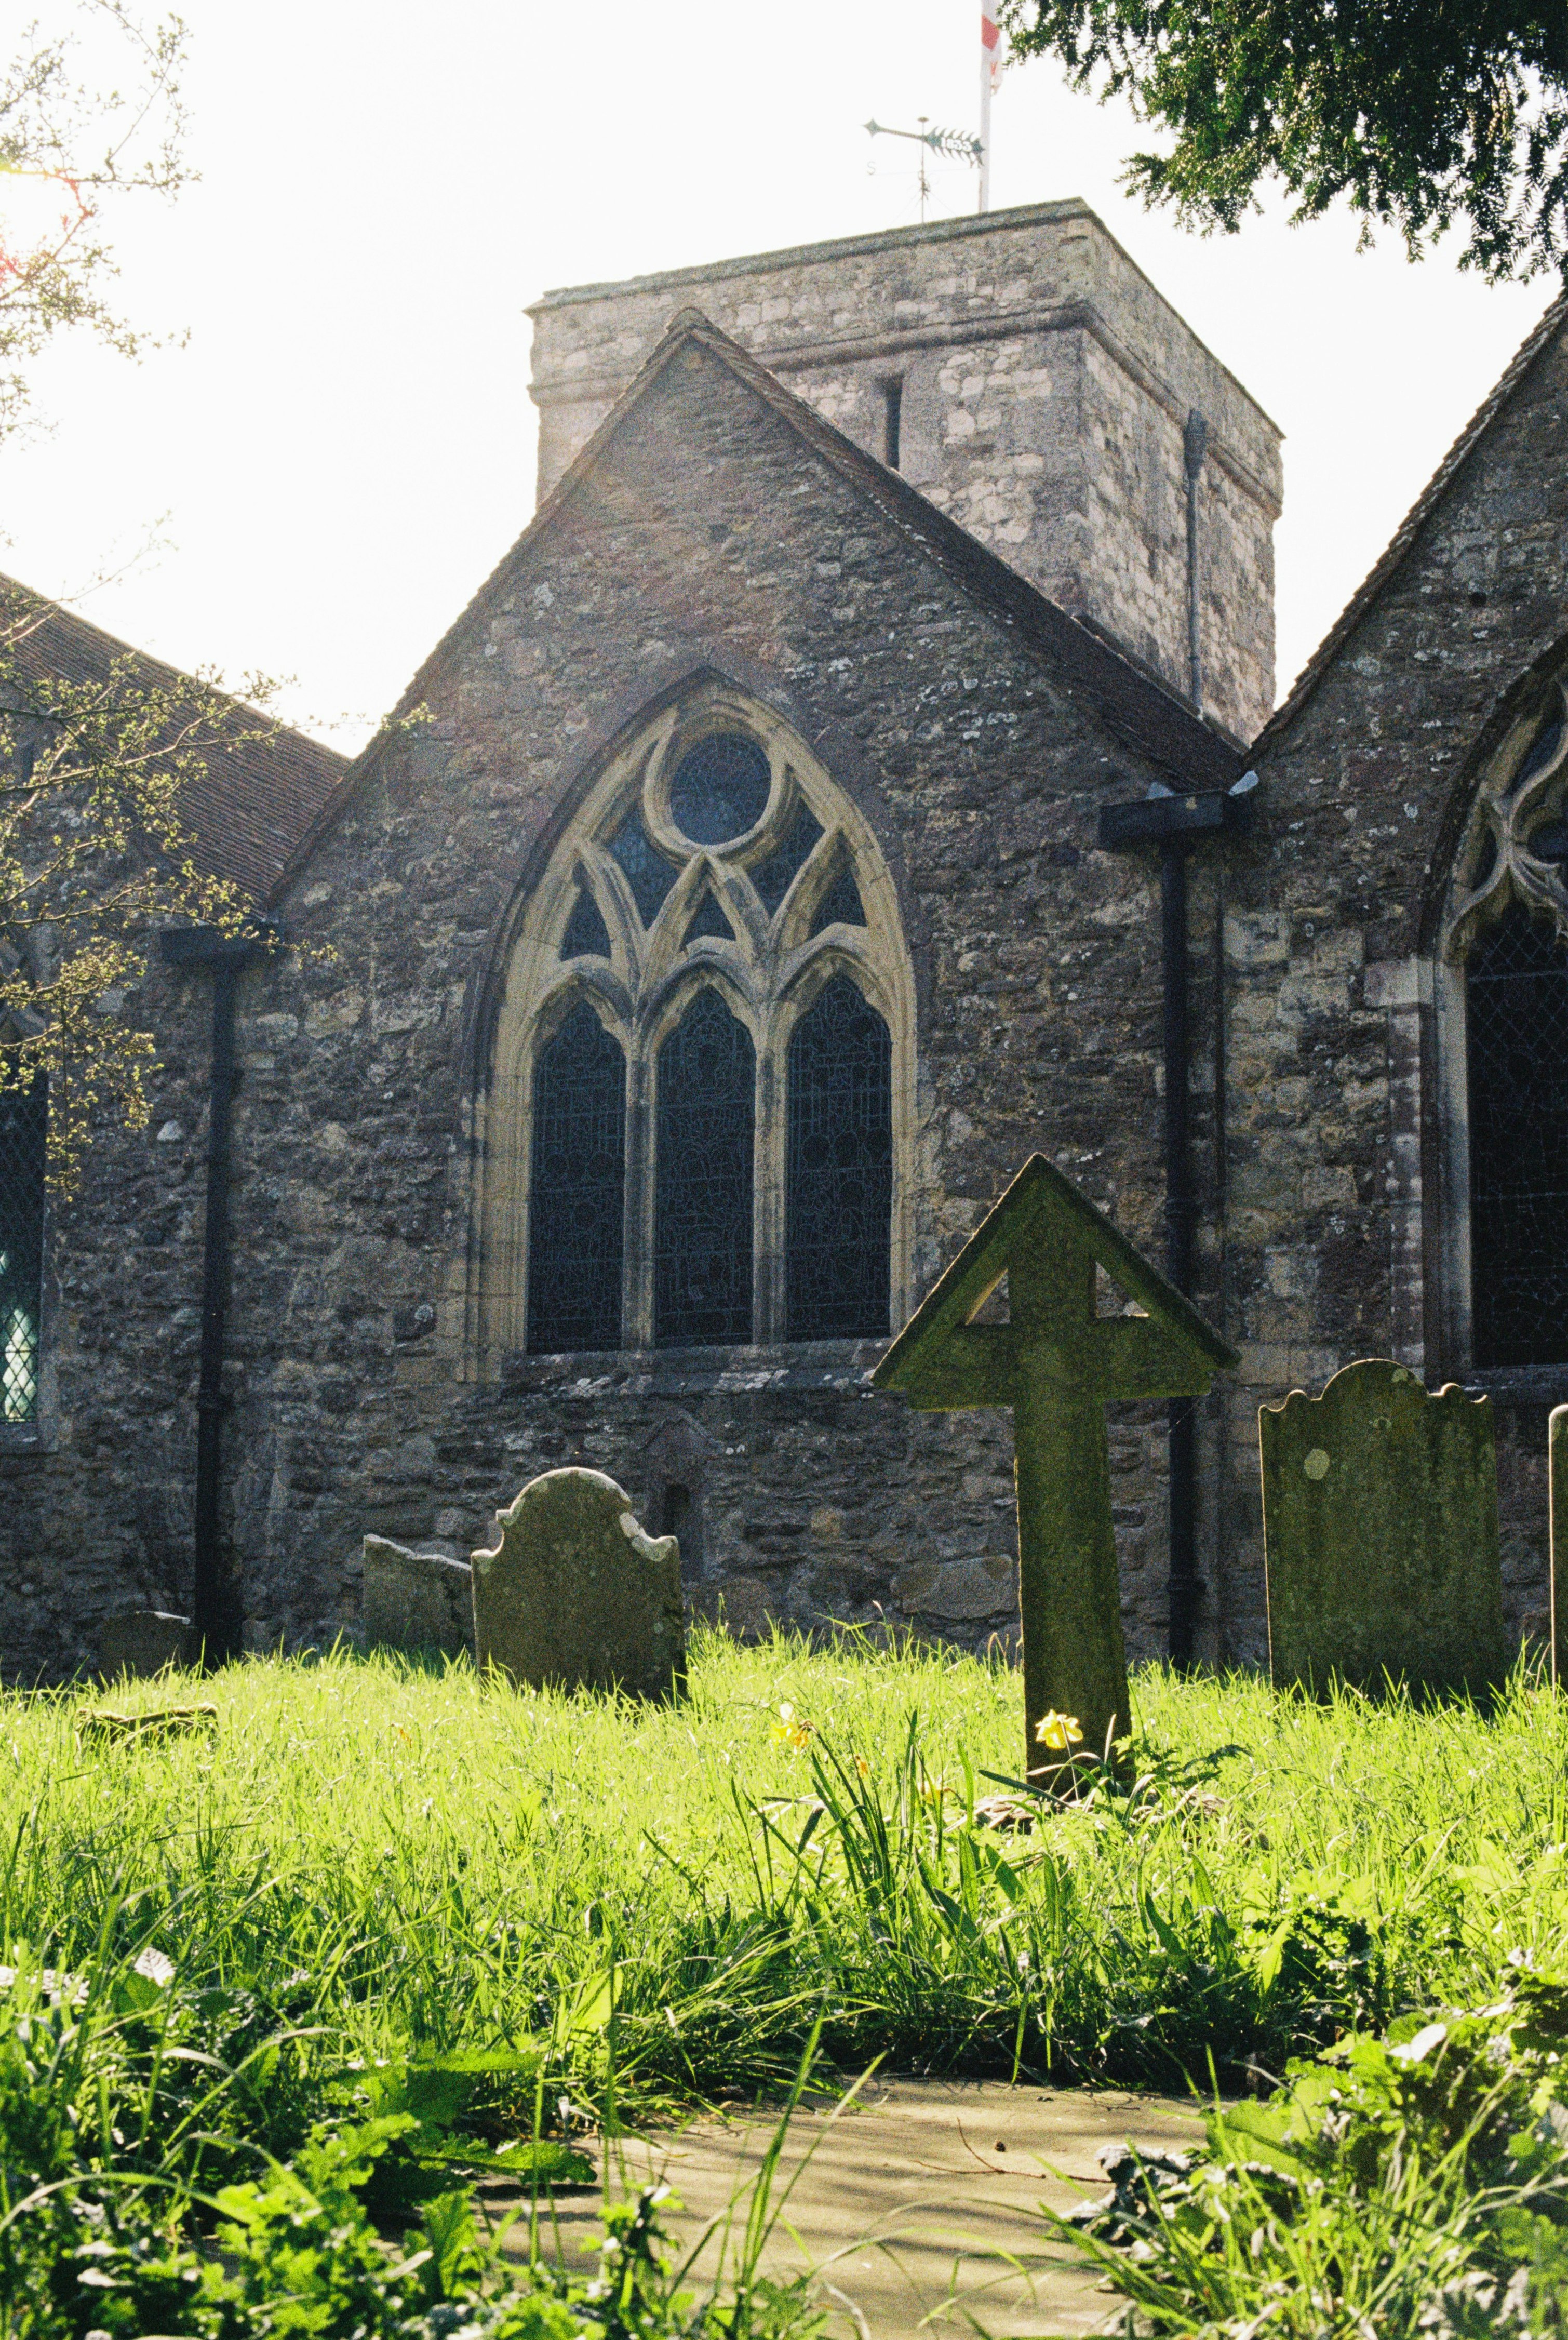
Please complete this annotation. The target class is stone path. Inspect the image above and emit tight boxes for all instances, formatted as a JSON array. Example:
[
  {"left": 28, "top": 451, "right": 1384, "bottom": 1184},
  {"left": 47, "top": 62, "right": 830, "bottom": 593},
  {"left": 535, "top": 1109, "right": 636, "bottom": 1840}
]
[{"left": 492, "top": 2077, "right": 1200, "bottom": 2338}]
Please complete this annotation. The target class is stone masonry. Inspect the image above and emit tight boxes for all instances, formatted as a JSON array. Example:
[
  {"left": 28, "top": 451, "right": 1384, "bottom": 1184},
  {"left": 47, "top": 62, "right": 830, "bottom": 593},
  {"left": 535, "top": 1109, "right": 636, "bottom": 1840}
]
[
  {"left": 529, "top": 204, "right": 1281, "bottom": 742},
  {"left": 1, "top": 215, "right": 1564, "bottom": 1691}
]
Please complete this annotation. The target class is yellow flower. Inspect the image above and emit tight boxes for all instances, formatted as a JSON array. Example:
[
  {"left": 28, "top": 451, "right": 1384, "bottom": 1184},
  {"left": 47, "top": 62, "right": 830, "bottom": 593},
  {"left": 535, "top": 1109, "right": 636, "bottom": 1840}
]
[
  {"left": 854, "top": 1756, "right": 871, "bottom": 1777},
  {"left": 1034, "top": 1711, "right": 1084, "bottom": 1751},
  {"left": 771, "top": 1702, "right": 812, "bottom": 1751}
]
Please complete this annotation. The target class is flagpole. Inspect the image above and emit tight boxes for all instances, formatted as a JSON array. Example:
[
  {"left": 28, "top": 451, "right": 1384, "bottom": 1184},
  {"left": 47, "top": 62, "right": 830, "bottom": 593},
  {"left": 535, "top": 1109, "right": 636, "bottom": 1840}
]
[{"left": 979, "top": 3, "right": 997, "bottom": 211}]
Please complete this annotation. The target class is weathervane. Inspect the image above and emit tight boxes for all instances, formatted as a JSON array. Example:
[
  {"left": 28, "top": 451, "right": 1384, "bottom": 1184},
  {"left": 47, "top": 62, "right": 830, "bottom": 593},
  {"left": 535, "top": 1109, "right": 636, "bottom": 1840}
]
[{"left": 864, "top": 118, "right": 983, "bottom": 224}]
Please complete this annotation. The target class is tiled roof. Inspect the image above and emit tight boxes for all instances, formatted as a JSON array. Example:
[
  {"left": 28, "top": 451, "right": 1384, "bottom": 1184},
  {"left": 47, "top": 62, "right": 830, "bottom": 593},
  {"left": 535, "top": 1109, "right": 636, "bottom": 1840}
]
[
  {"left": 1255, "top": 293, "right": 1568, "bottom": 753},
  {"left": 0, "top": 580, "right": 347, "bottom": 903}
]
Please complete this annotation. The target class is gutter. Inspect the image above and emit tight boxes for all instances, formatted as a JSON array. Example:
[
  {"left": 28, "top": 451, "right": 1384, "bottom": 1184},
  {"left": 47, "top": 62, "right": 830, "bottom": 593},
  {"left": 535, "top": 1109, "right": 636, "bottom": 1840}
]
[
  {"left": 159, "top": 922, "right": 276, "bottom": 1663},
  {"left": 1097, "top": 775, "right": 1255, "bottom": 1662}
]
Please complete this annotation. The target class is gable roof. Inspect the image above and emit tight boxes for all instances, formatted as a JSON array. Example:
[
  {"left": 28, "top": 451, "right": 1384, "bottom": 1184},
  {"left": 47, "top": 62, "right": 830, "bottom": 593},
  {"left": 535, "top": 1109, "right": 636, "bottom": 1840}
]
[
  {"left": 1256, "top": 293, "right": 1568, "bottom": 753},
  {"left": 0, "top": 580, "right": 347, "bottom": 902},
  {"left": 277, "top": 306, "right": 1238, "bottom": 895}
]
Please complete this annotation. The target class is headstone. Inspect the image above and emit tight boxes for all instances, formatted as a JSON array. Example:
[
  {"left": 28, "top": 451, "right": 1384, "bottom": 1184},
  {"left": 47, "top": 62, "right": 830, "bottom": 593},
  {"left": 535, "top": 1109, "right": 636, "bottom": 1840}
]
[
  {"left": 872, "top": 1156, "right": 1237, "bottom": 1785},
  {"left": 363, "top": 1537, "right": 474, "bottom": 1658},
  {"left": 470, "top": 1467, "right": 685, "bottom": 1700},
  {"left": 98, "top": 1610, "right": 190, "bottom": 1679},
  {"left": 1260, "top": 1359, "right": 1509, "bottom": 1697}
]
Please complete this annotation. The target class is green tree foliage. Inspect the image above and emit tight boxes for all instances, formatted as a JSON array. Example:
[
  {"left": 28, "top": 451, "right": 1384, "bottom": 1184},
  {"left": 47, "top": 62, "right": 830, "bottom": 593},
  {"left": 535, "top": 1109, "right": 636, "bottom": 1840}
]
[
  {"left": 0, "top": 7, "right": 272, "bottom": 1182},
  {"left": 998, "top": 0, "right": 1568, "bottom": 282}
]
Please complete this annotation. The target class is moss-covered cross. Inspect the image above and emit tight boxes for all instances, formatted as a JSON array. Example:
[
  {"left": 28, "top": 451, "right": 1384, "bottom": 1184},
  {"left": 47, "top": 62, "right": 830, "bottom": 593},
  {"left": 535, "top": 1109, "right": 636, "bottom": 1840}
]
[{"left": 872, "top": 1156, "right": 1238, "bottom": 1784}]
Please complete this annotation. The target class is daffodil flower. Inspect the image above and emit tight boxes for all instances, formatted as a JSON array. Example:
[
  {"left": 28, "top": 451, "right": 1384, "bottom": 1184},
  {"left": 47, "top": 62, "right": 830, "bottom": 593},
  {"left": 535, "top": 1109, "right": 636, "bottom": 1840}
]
[
  {"left": 1034, "top": 1710, "right": 1084, "bottom": 1751},
  {"left": 771, "top": 1701, "right": 812, "bottom": 1751}
]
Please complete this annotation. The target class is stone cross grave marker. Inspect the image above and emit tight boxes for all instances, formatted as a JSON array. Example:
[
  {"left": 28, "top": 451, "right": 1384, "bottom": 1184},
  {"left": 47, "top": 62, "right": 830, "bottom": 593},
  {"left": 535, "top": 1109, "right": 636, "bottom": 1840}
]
[
  {"left": 1259, "top": 1359, "right": 1509, "bottom": 1697},
  {"left": 471, "top": 1466, "right": 685, "bottom": 1701},
  {"left": 872, "top": 1155, "right": 1237, "bottom": 1784}
]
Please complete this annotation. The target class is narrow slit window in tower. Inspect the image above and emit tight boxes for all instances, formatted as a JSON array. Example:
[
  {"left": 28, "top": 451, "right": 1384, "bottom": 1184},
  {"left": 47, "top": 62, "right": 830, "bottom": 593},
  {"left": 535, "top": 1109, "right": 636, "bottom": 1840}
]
[{"left": 880, "top": 377, "right": 903, "bottom": 471}]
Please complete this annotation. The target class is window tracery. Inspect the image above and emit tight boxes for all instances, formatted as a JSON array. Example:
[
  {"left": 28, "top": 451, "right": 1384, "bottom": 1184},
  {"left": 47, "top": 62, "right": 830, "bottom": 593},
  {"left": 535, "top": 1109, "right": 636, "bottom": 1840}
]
[
  {"left": 0, "top": 1073, "right": 45, "bottom": 1422},
  {"left": 1439, "top": 680, "right": 1568, "bottom": 1371},
  {"left": 478, "top": 689, "right": 916, "bottom": 1365}
]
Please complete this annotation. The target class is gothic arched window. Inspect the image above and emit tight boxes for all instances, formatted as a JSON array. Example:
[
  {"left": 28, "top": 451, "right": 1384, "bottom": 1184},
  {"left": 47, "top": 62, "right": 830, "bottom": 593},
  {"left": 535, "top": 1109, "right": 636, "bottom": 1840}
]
[
  {"left": 1466, "top": 903, "right": 1568, "bottom": 1368},
  {"left": 481, "top": 690, "right": 915, "bottom": 1363}
]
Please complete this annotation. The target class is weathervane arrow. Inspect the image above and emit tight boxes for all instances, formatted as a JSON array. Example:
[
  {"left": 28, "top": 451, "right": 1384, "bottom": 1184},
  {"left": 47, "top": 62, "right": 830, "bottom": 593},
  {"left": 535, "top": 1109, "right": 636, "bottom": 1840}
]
[{"left": 872, "top": 1156, "right": 1238, "bottom": 1787}]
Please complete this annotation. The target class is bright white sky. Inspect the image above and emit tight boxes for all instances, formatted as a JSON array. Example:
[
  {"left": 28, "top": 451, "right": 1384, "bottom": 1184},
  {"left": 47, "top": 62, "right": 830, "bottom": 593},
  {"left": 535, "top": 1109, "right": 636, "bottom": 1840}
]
[{"left": 0, "top": 0, "right": 1554, "bottom": 750}]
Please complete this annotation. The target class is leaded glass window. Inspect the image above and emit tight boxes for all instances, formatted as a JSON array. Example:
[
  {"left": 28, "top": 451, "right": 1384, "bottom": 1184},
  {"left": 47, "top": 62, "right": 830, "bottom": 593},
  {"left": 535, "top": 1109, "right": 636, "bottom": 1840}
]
[
  {"left": 654, "top": 988, "right": 755, "bottom": 1346},
  {"left": 491, "top": 692, "right": 914, "bottom": 1363},
  {"left": 526, "top": 1004, "right": 625, "bottom": 1354},
  {"left": 609, "top": 809, "right": 677, "bottom": 926},
  {"left": 786, "top": 976, "right": 891, "bottom": 1339},
  {"left": 810, "top": 861, "right": 866, "bottom": 933},
  {"left": 560, "top": 886, "right": 611, "bottom": 960},
  {"left": 0, "top": 1074, "right": 45, "bottom": 1422},
  {"left": 751, "top": 805, "right": 824, "bottom": 915},
  {"left": 681, "top": 890, "right": 734, "bottom": 945},
  {"left": 668, "top": 734, "right": 770, "bottom": 844},
  {"left": 1467, "top": 902, "right": 1568, "bottom": 1367}
]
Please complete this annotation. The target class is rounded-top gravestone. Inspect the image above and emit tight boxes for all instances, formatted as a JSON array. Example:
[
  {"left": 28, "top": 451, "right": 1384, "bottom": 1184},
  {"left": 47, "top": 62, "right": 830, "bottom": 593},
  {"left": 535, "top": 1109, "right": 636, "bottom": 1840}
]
[{"left": 471, "top": 1467, "right": 685, "bottom": 1701}]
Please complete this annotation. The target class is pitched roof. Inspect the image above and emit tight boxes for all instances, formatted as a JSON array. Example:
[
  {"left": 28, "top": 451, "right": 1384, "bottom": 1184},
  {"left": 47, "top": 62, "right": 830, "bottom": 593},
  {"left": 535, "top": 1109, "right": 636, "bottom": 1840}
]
[
  {"left": 1256, "top": 293, "right": 1568, "bottom": 753},
  {"left": 279, "top": 307, "right": 1237, "bottom": 892},
  {"left": 0, "top": 580, "right": 347, "bottom": 902}
]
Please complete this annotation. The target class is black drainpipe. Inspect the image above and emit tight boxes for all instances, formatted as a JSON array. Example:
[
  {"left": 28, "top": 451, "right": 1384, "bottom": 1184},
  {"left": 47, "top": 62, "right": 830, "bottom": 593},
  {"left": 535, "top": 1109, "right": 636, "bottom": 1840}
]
[
  {"left": 1184, "top": 409, "right": 1209, "bottom": 714},
  {"left": 1098, "top": 775, "right": 1254, "bottom": 1662},
  {"left": 159, "top": 924, "right": 275, "bottom": 1663}
]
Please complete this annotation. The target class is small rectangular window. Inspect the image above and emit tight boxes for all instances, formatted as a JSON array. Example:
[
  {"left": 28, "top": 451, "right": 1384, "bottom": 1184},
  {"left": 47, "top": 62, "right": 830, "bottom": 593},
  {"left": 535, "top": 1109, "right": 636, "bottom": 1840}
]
[
  {"left": 0, "top": 1073, "right": 46, "bottom": 1422},
  {"left": 880, "top": 377, "right": 903, "bottom": 472}
]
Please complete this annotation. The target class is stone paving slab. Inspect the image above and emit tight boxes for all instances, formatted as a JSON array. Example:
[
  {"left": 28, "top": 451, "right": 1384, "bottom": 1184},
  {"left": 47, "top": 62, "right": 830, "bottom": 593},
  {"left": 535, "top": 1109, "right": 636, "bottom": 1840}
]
[{"left": 491, "top": 2077, "right": 1201, "bottom": 2338}]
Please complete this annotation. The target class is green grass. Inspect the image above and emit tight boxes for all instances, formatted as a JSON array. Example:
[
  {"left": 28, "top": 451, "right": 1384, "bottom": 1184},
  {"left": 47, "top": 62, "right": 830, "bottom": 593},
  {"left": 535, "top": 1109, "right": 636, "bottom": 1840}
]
[
  {"left": 5, "top": 1625, "right": 1568, "bottom": 2335},
  {"left": 6, "top": 1625, "right": 1568, "bottom": 2098}
]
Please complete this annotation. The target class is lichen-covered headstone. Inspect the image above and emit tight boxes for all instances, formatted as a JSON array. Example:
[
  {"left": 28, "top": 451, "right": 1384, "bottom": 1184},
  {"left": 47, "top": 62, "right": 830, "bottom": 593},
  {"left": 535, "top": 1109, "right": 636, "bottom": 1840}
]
[
  {"left": 1260, "top": 1359, "right": 1508, "bottom": 1696},
  {"left": 363, "top": 1538, "right": 474, "bottom": 1659},
  {"left": 470, "top": 1467, "right": 685, "bottom": 1700}
]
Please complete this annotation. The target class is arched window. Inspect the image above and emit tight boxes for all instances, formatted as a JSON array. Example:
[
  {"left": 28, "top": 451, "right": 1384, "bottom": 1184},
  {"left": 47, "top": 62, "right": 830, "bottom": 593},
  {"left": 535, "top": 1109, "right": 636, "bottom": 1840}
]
[
  {"left": 0, "top": 1073, "right": 45, "bottom": 1422},
  {"left": 481, "top": 688, "right": 915, "bottom": 1364},
  {"left": 1466, "top": 902, "right": 1568, "bottom": 1368},
  {"left": 525, "top": 1004, "right": 625, "bottom": 1354},
  {"left": 786, "top": 974, "right": 891, "bottom": 1339}
]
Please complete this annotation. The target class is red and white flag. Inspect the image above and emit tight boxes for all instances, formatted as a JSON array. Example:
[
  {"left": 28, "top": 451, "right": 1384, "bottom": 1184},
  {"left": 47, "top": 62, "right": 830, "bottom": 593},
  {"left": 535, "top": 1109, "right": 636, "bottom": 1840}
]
[{"left": 981, "top": 1, "right": 1004, "bottom": 94}]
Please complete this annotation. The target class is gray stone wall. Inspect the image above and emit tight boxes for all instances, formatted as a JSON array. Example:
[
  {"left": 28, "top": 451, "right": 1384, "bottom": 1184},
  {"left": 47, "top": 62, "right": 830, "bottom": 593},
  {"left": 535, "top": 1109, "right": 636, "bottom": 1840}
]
[
  {"left": 529, "top": 204, "right": 1281, "bottom": 741},
  {"left": 0, "top": 327, "right": 1217, "bottom": 1682},
  {"left": 1227, "top": 310, "right": 1568, "bottom": 1664}
]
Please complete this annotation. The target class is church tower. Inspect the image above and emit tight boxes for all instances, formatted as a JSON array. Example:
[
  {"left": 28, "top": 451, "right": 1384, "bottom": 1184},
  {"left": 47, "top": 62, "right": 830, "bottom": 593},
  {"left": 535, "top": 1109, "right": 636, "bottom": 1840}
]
[{"left": 528, "top": 199, "right": 1282, "bottom": 741}]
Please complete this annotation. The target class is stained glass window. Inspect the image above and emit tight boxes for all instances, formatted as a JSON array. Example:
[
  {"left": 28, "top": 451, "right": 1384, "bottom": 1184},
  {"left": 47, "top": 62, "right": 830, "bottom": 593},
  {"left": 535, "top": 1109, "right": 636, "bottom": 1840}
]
[
  {"left": 1467, "top": 901, "right": 1568, "bottom": 1367},
  {"left": 750, "top": 805, "right": 824, "bottom": 916},
  {"left": 654, "top": 989, "right": 755, "bottom": 1346},
  {"left": 681, "top": 890, "right": 734, "bottom": 945},
  {"left": 785, "top": 975, "right": 891, "bottom": 1340},
  {"left": 809, "top": 861, "right": 866, "bottom": 934},
  {"left": 668, "top": 734, "right": 771, "bottom": 845},
  {"left": 560, "top": 886, "right": 611, "bottom": 960},
  {"left": 527, "top": 1004, "right": 625, "bottom": 1354},
  {"left": 0, "top": 1073, "right": 45, "bottom": 1422},
  {"left": 609, "top": 808, "right": 678, "bottom": 926}
]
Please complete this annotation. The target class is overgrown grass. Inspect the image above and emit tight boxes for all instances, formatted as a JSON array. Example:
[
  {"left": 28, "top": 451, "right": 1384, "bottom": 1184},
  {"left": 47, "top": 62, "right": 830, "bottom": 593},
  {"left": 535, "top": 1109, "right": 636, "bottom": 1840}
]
[
  {"left": 4, "top": 1625, "right": 1568, "bottom": 2334},
  {"left": 6, "top": 1624, "right": 1568, "bottom": 2103}
]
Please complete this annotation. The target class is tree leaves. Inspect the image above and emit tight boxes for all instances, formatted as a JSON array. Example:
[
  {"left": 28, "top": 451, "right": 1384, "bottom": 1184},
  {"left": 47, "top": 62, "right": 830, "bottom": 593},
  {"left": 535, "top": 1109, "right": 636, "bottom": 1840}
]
[{"left": 999, "top": 0, "right": 1568, "bottom": 281}]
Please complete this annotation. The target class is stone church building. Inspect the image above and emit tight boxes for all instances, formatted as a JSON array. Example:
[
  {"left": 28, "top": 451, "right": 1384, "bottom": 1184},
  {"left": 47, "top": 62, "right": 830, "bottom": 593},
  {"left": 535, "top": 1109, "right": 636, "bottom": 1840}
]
[{"left": 3, "top": 197, "right": 1567, "bottom": 1681}]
